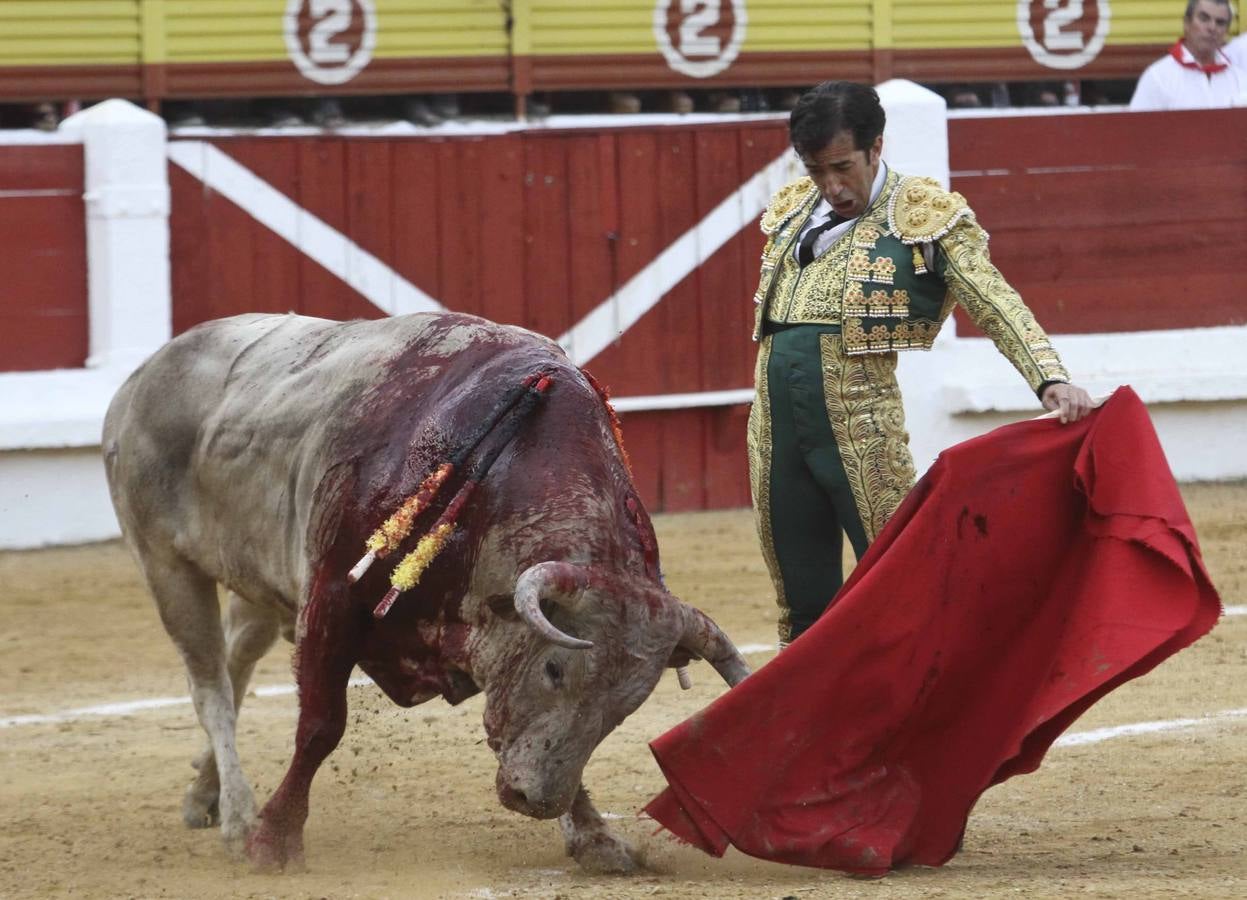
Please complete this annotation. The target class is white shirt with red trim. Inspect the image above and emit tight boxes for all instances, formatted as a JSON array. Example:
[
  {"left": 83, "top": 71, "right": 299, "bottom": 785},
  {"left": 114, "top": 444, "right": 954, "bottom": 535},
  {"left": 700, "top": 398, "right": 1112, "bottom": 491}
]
[
  {"left": 1225, "top": 33, "right": 1247, "bottom": 69},
  {"left": 1129, "top": 42, "right": 1246, "bottom": 111}
]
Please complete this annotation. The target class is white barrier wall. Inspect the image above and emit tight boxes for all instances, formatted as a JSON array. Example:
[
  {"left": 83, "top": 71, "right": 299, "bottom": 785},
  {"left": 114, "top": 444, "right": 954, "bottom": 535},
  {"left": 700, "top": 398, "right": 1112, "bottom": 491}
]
[
  {"left": 0, "top": 101, "right": 170, "bottom": 549},
  {"left": 0, "top": 93, "right": 1242, "bottom": 550}
]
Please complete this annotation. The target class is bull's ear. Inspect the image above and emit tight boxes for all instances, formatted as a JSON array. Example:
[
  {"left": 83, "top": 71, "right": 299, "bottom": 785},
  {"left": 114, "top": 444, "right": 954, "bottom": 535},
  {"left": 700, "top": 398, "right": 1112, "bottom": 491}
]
[{"left": 485, "top": 593, "right": 519, "bottom": 621}]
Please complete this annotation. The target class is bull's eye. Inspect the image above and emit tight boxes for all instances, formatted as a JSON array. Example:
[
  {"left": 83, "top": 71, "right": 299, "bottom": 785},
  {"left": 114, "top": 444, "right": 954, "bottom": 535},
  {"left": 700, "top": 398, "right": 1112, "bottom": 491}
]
[{"left": 544, "top": 659, "right": 563, "bottom": 686}]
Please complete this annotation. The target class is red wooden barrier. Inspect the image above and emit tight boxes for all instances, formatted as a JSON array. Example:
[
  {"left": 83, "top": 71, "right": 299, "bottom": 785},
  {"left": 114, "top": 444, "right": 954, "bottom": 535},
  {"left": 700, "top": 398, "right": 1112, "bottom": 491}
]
[
  {"left": 168, "top": 123, "right": 791, "bottom": 511},
  {"left": 949, "top": 109, "right": 1247, "bottom": 335},
  {"left": 162, "top": 110, "right": 1246, "bottom": 509},
  {"left": 6, "top": 111, "right": 1243, "bottom": 511},
  {"left": 0, "top": 143, "right": 87, "bottom": 371}
]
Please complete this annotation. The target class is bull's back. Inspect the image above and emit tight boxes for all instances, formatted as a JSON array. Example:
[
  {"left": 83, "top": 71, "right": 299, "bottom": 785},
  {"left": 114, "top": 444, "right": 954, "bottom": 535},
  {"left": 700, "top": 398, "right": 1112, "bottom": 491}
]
[{"left": 102, "top": 312, "right": 568, "bottom": 600}]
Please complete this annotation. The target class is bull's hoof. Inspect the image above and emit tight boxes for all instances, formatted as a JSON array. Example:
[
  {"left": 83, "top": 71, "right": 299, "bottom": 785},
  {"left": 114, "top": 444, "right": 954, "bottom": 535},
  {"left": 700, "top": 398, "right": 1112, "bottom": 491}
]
[
  {"left": 245, "top": 821, "right": 307, "bottom": 874},
  {"left": 182, "top": 788, "right": 220, "bottom": 829},
  {"left": 567, "top": 832, "right": 645, "bottom": 875},
  {"left": 223, "top": 830, "right": 249, "bottom": 863}
]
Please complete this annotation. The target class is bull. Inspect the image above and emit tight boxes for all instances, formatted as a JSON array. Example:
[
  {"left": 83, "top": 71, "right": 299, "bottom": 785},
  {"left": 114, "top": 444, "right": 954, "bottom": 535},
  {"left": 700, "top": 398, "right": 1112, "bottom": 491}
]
[{"left": 102, "top": 312, "right": 749, "bottom": 873}]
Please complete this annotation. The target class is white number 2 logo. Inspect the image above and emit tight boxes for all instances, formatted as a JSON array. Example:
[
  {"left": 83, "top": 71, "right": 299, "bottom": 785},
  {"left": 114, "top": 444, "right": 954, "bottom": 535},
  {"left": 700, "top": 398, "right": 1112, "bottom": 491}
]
[
  {"left": 679, "top": 1, "right": 721, "bottom": 57},
  {"left": 308, "top": 0, "right": 352, "bottom": 64},
  {"left": 1043, "top": 0, "right": 1085, "bottom": 51},
  {"left": 1018, "top": 0, "right": 1111, "bottom": 70},
  {"left": 654, "top": 0, "right": 748, "bottom": 79},
  {"left": 284, "top": 0, "right": 378, "bottom": 85}
]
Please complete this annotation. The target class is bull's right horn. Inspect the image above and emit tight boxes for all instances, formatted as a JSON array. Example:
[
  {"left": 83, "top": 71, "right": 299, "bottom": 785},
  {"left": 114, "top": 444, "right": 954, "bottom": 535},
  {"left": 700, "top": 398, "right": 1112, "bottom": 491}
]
[
  {"left": 514, "top": 562, "right": 594, "bottom": 650},
  {"left": 676, "top": 602, "right": 751, "bottom": 687}
]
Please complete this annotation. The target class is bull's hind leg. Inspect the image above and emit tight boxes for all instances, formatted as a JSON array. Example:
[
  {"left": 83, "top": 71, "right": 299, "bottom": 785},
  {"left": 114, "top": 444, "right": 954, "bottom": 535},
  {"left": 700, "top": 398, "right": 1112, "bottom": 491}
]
[
  {"left": 559, "top": 785, "right": 644, "bottom": 874},
  {"left": 183, "top": 592, "right": 282, "bottom": 831},
  {"left": 142, "top": 555, "right": 259, "bottom": 853}
]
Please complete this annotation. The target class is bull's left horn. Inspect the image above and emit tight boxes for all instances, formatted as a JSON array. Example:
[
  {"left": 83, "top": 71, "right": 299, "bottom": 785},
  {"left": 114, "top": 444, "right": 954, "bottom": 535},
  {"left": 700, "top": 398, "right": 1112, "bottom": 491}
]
[
  {"left": 676, "top": 602, "right": 751, "bottom": 687},
  {"left": 514, "top": 562, "right": 594, "bottom": 650}
]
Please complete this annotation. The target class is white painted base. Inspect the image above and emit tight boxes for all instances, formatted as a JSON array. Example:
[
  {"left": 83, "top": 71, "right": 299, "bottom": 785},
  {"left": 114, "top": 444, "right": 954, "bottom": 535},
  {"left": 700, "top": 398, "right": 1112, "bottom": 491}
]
[
  {"left": 2, "top": 322, "right": 1243, "bottom": 549},
  {"left": 0, "top": 447, "right": 119, "bottom": 549},
  {"left": 898, "top": 324, "right": 1247, "bottom": 482}
]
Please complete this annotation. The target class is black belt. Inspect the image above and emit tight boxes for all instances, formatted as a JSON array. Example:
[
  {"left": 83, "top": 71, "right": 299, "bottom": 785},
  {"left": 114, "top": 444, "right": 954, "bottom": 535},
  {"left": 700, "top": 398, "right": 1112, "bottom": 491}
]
[{"left": 762, "top": 320, "right": 841, "bottom": 336}]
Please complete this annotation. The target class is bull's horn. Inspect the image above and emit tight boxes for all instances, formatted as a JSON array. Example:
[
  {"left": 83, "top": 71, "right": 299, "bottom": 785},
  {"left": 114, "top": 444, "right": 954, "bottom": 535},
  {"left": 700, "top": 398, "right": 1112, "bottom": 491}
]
[
  {"left": 514, "top": 562, "right": 595, "bottom": 650},
  {"left": 677, "top": 602, "right": 751, "bottom": 687}
]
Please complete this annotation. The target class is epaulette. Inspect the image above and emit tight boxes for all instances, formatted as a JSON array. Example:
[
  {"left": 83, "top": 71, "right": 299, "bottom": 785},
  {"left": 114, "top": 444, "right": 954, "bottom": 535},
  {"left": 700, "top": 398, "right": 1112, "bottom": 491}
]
[
  {"left": 887, "top": 176, "right": 973, "bottom": 245},
  {"left": 760, "top": 177, "right": 819, "bottom": 236}
]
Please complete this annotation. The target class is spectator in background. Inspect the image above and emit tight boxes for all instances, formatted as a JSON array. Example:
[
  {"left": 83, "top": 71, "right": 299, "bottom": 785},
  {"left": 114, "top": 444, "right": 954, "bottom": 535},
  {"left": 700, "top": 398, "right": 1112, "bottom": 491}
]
[
  {"left": 34, "top": 102, "right": 61, "bottom": 130},
  {"left": 940, "top": 83, "right": 1015, "bottom": 109},
  {"left": 0, "top": 101, "right": 68, "bottom": 131},
  {"left": 1130, "top": 0, "right": 1243, "bottom": 109},
  {"left": 944, "top": 84, "right": 984, "bottom": 108}
]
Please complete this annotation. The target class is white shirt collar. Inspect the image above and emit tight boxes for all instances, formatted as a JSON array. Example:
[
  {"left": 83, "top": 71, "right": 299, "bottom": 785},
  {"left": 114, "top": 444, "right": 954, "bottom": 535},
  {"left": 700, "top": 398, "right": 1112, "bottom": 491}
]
[
  {"left": 1177, "top": 41, "right": 1232, "bottom": 68},
  {"left": 867, "top": 160, "right": 888, "bottom": 212}
]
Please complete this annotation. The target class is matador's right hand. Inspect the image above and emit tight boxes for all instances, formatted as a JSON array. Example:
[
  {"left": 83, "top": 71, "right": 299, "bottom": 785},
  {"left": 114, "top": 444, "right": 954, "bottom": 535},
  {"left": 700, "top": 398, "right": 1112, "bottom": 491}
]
[{"left": 1041, "top": 383, "right": 1095, "bottom": 424}]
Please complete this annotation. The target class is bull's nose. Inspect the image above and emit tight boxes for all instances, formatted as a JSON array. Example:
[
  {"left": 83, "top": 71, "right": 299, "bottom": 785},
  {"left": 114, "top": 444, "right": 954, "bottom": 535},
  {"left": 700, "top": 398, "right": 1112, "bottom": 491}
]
[
  {"left": 498, "top": 783, "right": 532, "bottom": 813},
  {"left": 496, "top": 771, "right": 564, "bottom": 819}
]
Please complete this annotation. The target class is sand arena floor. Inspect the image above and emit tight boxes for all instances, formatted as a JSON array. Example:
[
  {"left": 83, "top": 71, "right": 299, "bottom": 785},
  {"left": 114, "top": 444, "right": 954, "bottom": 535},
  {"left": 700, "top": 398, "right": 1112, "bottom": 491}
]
[{"left": 1, "top": 483, "right": 1244, "bottom": 899}]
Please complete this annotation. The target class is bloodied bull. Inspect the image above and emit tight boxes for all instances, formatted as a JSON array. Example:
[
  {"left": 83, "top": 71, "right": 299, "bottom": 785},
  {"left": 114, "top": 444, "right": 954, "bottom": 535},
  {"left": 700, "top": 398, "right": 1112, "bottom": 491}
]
[{"left": 102, "top": 312, "right": 749, "bottom": 874}]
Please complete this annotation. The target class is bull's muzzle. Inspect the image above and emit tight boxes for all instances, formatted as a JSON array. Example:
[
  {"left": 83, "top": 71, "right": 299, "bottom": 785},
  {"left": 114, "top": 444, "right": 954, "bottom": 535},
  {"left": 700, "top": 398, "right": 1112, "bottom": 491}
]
[{"left": 495, "top": 766, "right": 575, "bottom": 820}]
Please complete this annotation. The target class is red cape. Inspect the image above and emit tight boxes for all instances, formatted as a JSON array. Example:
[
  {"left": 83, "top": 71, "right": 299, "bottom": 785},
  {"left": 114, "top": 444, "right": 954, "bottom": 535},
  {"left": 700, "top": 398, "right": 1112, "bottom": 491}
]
[{"left": 645, "top": 387, "right": 1221, "bottom": 874}]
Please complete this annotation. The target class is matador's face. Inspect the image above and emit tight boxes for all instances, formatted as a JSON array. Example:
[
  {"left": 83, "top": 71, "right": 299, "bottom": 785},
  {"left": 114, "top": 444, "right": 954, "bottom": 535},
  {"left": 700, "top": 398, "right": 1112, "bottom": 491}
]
[{"left": 799, "top": 130, "right": 882, "bottom": 221}]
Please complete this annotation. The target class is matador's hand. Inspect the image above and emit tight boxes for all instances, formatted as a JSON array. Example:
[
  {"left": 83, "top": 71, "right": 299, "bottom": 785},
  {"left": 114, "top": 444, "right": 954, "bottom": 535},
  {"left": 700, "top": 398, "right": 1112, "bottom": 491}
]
[{"left": 1041, "top": 382, "right": 1095, "bottom": 424}]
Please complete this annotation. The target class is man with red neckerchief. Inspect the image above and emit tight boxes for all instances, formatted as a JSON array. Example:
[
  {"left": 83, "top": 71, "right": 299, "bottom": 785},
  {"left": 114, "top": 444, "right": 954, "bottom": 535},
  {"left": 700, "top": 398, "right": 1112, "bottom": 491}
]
[{"left": 1130, "top": 0, "right": 1245, "bottom": 110}]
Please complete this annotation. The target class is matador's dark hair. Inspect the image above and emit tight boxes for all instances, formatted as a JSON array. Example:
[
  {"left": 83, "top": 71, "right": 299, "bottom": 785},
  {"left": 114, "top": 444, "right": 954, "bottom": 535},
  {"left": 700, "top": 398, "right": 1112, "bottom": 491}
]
[{"left": 788, "top": 81, "right": 886, "bottom": 158}]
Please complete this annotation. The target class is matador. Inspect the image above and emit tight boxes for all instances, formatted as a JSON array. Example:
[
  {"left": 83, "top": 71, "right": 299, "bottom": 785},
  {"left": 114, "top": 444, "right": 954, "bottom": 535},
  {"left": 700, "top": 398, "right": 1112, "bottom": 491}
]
[{"left": 749, "top": 82, "right": 1093, "bottom": 643}]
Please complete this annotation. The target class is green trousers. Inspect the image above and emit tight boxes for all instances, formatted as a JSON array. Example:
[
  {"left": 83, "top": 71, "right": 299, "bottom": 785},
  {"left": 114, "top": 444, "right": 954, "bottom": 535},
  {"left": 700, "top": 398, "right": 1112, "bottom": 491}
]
[{"left": 748, "top": 324, "right": 915, "bottom": 642}]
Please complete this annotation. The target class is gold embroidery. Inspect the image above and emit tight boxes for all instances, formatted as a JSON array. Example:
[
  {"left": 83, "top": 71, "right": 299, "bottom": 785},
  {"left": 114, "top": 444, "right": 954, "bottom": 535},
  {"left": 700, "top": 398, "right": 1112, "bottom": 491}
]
[
  {"left": 753, "top": 256, "right": 776, "bottom": 308},
  {"left": 865, "top": 289, "right": 890, "bottom": 317},
  {"left": 865, "top": 288, "right": 909, "bottom": 318},
  {"left": 843, "top": 317, "right": 866, "bottom": 350},
  {"left": 765, "top": 222, "right": 854, "bottom": 325},
  {"left": 755, "top": 181, "right": 838, "bottom": 332},
  {"left": 867, "top": 324, "right": 891, "bottom": 352},
  {"left": 891, "top": 319, "right": 940, "bottom": 351},
  {"left": 746, "top": 337, "right": 791, "bottom": 641},
  {"left": 847, "top": 249, "right": 873, "bottom": 281},
  {"left": 938, "top": 217, "right": 1070, "bottom": 391},
  {"left": 853, "top": 225, "right": 880, "bottom": 249},
  {"left": 891, "top": 289, "right": 910, "bottom": 317},
  {"left": 844, "top": 282, "right": 866, "bottom": 317},
  {"left": 760, "top": 177, "right": 819, "bottom": 236},
  {"left": 911, "top": 244, "right": 928, "bottom": 275},
  {"left": 818, "top": 333, "right": 916, "bottom": 541},
  {"left": 843, "top": 317, "right": 942, "bottom": 355},
  {"left": 888, "top": 176, "right": 973, "bottom": 244},
  {"left": 871, "top": 255, "right": 896, "bottom": 285}
]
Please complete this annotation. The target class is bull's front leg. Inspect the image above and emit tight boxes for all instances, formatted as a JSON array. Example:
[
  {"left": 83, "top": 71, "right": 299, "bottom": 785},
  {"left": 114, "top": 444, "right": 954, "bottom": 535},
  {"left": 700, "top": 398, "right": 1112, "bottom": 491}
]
[
  {"left": 558, "top": 785, "right": 644, "bottom": 874},
  {"left": 246, "top": 584, "right": 358, "bottom": 872}
]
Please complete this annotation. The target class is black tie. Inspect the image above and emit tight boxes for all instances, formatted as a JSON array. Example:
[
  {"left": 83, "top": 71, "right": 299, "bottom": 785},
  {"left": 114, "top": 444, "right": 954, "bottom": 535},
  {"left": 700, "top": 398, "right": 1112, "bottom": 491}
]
[{"left": 797, "top": 216, "right": 840, "bottom": 267}]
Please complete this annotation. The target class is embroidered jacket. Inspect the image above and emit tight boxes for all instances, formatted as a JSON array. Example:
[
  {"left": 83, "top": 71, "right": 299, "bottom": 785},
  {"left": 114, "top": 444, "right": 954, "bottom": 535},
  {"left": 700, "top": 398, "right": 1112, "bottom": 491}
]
[{"left": 752, "top": 169, "right": 1069, "bottom": 394}]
